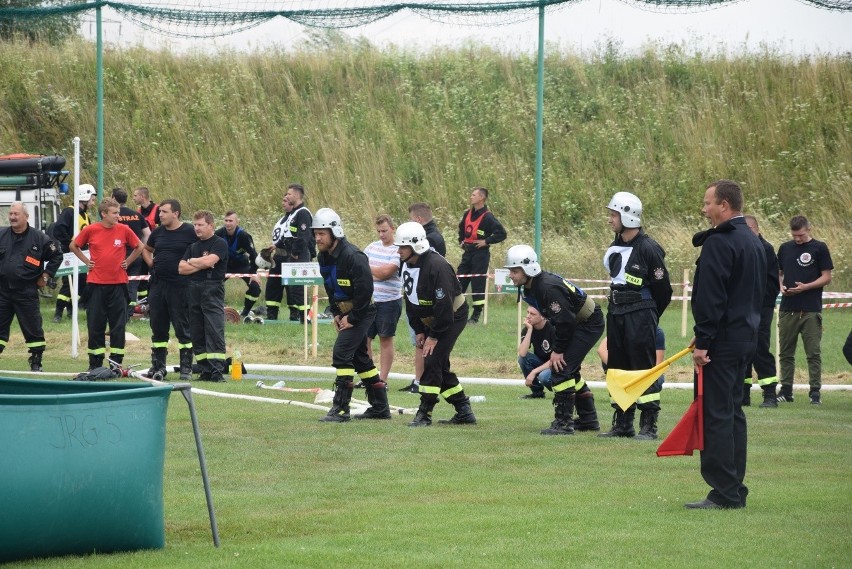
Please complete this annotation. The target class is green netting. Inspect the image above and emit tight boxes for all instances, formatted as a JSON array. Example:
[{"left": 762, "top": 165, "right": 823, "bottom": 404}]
[{"left": 2, "top": 0, "right": 850, "bottom": 38}]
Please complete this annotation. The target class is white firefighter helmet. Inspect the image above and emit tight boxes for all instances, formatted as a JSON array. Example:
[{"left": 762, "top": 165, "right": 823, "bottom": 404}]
[
  {"left": 76, "top": 184, "right": 96, "bottom": 203},
  {"left": 394, "top": 221, "right": 430, "bottom": 255},
  {"left": 504, "top": 244, "right": 541, "bottom": 277},
  {"left": 606, "top": 191, "right": 642, "bottom": 228},
  {"left": 311, "top": 207, "right": 344, "bottom": 238}
]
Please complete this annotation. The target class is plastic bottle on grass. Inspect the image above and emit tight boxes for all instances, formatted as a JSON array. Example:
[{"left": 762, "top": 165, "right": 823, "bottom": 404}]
[
  {"left": 231, "top": 350, "right": 243, "bottom": 381},
  {"left": 469, "top": 395, "right": 486, "bottom": 403}
]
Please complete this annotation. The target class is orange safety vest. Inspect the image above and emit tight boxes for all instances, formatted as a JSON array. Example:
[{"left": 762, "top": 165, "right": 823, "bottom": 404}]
[
  {"left": 462, "top": 208, "right": 488, "bottom": 244},
  {"left": 139, "top": 203, "right": 159, "bottom": 229}
]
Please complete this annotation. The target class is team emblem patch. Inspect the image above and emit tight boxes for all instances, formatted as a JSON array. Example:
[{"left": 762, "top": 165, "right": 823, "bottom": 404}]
[
  {"left": 798, "top": 253, "right": 813, "bottom": 266},
  {"left": 654, "top": 267, "right": 665, "bottom": 280},
  {"left": 300, "top": 223, "right": 307, "bottom": 230},
  {"left": 550, "top": 301, "right": 562, "bottom": 314},
  {"left": 542, "top": 339, "right": 551, "bottom": 352},
  {"left": 436, "top": 288, "right": 446, "bottom": 300}
]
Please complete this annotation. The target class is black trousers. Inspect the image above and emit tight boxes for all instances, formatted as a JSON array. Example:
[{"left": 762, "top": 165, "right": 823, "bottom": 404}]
[
  {"left": 148, "top": 279, "right": 192, "bottom": 351},
  {"left": 699, "top": 340, "right": 755, "bottom": 507},
  {"left": 606, "top": 307, "right": 661, "bottom": 411},
  {"left": 551, "top": 306, "right": 605, "bottom": 393},
  {"left": 746, "top": 305, "right": 777, "bottom": 385},
  {"left": 188, "top": 280, "right": 227, "bottom": 375},
  {"left": 332, "top": 306, "right": 377, "bottom": 378},
  {"left": 419, "top": 304, "right": 468, "bottom": 403},
  {"left": 86, "top": 284, "right": 129, "bottom": 361},
  {"left": 126, "top": 257, "right": 145, "bottom": 311},
  {"left": 0, "top": 283, "right": 45, "bottom": 354},
  {"left": 457, "top": 247, "right": 490, "bottom": 309}
]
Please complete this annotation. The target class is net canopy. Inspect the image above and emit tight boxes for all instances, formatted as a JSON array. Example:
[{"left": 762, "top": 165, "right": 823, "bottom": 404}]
[{"left": 4, "top": 1, "right": 851, "bottom": 38}]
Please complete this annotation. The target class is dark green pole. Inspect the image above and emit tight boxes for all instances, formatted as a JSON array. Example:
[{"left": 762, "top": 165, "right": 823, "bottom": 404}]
[
  {"left": 534, "top": 3, "right": 545, "bottom": 256},
  {"left": 96, "top": 4, "right": 104, "bottom": 200}
]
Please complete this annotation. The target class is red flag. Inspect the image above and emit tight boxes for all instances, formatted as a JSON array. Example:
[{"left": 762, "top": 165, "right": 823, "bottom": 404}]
[{"left": 656, "top": 367, "right": 704, "bottom": 457}]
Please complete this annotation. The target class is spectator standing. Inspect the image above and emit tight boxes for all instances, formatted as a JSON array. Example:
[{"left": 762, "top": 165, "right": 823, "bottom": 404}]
[
  {"left": 266, "top": 184, "right": 315, "bottom": 321},
  {"left": 179, "top": 211, "right": 229, "bottom": 382},
  {"left": 215, "top": 211, "right": 261, "bottom": 318},
  {"left": 687, "top": 179, "right": 764, "bottom": 509},
  {"left": 143, "top": 199, "right": 198, "bottom": 380},
  {"left": 743, "top": 215, "right": 780, "bottom": 408},
  {"left": 52, "top": 184, "right": 96, "bottom": 322},
  {"left": 133, "top": 186, "right": 159, "bottom": 306},
  {"left": 70, "top": 198, "right": 144, "bottom": 370},
  {"left": 776, "top": 215, "right": 833, "bottom": 404},
  {"left": 0, "top": 202, "right": 63, "bottom": 371},
  {"left": 112, "top": 187, "right": 151, "bottom": 318},
  {"left": 364, "top": 214, "right": 402, "bottom": 384},
  {"left": 457, "top": 187, "right": 506, "bottom": 323}
]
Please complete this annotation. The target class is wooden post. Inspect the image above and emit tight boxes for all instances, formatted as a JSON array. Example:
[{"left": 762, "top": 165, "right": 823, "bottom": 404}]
[
  {"left": 483, "top": 269, "right": 489, "bottom": 325},
  {"left": 311, "top": 285, "right": 319, "bottom": 359}
]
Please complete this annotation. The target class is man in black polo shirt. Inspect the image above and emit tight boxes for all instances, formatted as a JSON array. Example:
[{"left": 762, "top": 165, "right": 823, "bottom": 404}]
[
  {"left": 776, "top": 215, "right": 833, "bottom": 405},
  {"left": 179, "top": 211, "right": 229, "bottom": 383},
  {"left": 143, "top": 199, "right": 198, "bottom": 380}
]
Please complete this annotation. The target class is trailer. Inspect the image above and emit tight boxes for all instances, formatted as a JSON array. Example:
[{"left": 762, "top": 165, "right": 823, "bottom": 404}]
[{"left": 0, "top": 153, "right": 69, "bottom": 231}]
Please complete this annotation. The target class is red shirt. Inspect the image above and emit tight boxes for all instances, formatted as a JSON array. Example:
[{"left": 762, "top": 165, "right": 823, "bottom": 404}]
[{"left": 74, "top": 223, "right": 140, "bottom": 284}]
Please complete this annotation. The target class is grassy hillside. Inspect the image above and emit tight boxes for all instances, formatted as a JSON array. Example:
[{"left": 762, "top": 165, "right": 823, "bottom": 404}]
[{"left": 0, "top": 39, "right": 849, "bottom": 288}]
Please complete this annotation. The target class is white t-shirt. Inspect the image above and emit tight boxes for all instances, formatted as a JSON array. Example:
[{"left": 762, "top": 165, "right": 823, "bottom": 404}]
[{"left": 364, "top": 240, "right": 402, "bottom": 302}]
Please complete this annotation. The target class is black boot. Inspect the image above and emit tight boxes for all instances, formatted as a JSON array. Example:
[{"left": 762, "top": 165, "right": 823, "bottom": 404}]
[
  {"left": 633, "top": 409, "right": 659, "bottom": 440},
  {"left": 241, "top": 299, "right": 255, "bottom": 318},
  {"left": 438, "top": 396, "right": 477, "bottom": 425},
  {"left": 467, "top": 306, "right": 482, "bottom": 324},
  {"left": 53, "top": 300, "right": 67, "bottom": 323},
  {"left": 179, "top": 348, "right": 193, "bottom": 381},
  {"left": 289, "top": 307, "right": 303, "bottom": 322},
  {"left": 743, "top": 384, "right": 752, "bottom": 406},
  {"left": 88, "top": 354, "right": 104, "bottom": 371},
  {"left": 597, "top": 406, "right": 636, "bottom": 438},
  {"left": 208, "top": 359, "right": 226, "bottom": 383},
  {"left": 354, "top": 381, "right": 392, "bottom": 419},
  {"left": 541, "top": 392, "right": 575, "bottom": 435},
  {"left": 408, "top": 397, "right": 437, "bottom": 427},
  {"left": 28, "top": 351, "right": 44, "bottom": 372},
  {"left": 574, "top": 387, "right": 600, "bottom": 431},
  {"left": 759, "top": 385, "right": 778, "bottom": 408},
  {"left": 150, "top": 347, "right": 168, "bottom": 381},
  {"left": 320, "top": 380, "right": 353, "bottom": 423},
  {"left": 267, "top": 307, "right": 279, "bottom": 321}
]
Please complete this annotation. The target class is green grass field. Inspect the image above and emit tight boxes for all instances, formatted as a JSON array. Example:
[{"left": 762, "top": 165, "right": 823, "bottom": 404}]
[{"left": 2, "top": 301, "right": 850, "bottom": 568}]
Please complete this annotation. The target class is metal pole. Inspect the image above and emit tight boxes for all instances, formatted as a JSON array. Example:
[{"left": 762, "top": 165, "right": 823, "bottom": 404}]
[
  {"left": 96, "top": 5, "right": 104, "bottom": 200},
  {"left": 534, "top": 3, "right": 545, "bottom": 256},
  {"left": 174, "top": 383, "right": 221, "bottom": 547}
]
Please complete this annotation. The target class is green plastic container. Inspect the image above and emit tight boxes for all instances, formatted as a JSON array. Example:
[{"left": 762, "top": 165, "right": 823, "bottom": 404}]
[{"left": 0, "top": 376, "right": 173, "bottom": 562}]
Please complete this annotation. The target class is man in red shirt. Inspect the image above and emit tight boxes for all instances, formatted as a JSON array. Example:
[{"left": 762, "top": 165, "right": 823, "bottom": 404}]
[{"left": 71, "top": 198, "right": 145, "bottom": 370}]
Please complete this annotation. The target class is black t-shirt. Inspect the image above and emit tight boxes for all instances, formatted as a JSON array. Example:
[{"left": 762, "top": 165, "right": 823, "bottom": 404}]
[
  {"left": 117, "top": 206, "right": 148, "bottom": 253},
  {"left": 147, "top": 223, "right": 198, "bottom": 284},
  {"left": 521, "top": 321, "right": 555, "bottom": 362},
  {"left": 183, "top": 235, "right": 228, "bottom": 283},
  {"left": 777, "top": 238, "right": 833, "bottom": 312}
]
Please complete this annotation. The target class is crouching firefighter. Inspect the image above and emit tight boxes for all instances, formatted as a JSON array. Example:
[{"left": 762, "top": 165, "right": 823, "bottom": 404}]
[
  {"left": 397, "top": 222, "right": 477, "bottom": 427},
  {"left": 505, "top": 245, "right": 603, "bottom": 435},
  {"left": 313, "top": 208, "right": 388, "bottom": 422}
]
